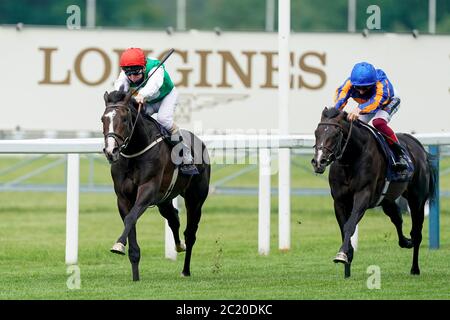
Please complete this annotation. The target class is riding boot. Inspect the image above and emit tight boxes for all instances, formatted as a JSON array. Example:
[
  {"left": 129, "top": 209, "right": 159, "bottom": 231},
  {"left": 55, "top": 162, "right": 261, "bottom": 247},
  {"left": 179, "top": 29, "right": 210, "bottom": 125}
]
[
  {"left": 390, "top": 142, "right": 408, "bottom": 172},
  {"left": 169, "top": 125, "right": 199, "bottom": 175}
]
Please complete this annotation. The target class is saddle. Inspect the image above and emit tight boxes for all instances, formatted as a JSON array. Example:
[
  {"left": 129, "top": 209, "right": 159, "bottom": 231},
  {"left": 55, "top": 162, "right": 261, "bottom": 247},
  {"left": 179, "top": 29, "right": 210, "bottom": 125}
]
[
  {"left": 141, "top": 113, "right": 198, "bottom": 174},
  {"left": 358, "top": 121, "right": 414, "bottom": 182}
]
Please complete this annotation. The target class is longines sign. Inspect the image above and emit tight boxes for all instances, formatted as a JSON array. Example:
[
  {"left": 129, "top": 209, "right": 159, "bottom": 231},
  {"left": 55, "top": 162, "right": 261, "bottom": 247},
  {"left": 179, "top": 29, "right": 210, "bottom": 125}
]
[
  {"left": 1, "top": 27, "right": 449, "bottom": 133},
  {"left": 39, "top": 47, "right": 326, "bottom": 90}
]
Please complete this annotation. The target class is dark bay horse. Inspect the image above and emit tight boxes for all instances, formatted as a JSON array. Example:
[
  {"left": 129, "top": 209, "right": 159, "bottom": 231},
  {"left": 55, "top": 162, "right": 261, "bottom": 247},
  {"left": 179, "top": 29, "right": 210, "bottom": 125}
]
[
  {"left": 311, "top": 108, "right": 435, "bottom": 278},
  {"left": 101, "top": 89, "right": 210, "bottom": 281}
]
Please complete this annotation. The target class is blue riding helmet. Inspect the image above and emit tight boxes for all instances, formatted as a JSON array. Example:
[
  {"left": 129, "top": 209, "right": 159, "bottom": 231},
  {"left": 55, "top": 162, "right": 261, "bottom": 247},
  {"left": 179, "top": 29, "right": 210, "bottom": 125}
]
[{"left": 350, "top": 62, "right": 377, "bottom": 86}]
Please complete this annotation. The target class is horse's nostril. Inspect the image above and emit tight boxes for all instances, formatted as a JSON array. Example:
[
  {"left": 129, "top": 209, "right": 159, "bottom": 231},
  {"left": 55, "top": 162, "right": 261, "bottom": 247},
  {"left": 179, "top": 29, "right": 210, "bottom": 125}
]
[{"left": 311, "top": 159, "right": 317, "bottom": 165}]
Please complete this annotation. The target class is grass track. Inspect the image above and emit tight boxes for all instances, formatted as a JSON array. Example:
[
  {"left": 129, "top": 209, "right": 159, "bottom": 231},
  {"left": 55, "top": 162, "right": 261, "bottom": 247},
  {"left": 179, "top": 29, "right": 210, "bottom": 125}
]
[{"left": 0, "top": 192, "right": 449, "bottom": 300}]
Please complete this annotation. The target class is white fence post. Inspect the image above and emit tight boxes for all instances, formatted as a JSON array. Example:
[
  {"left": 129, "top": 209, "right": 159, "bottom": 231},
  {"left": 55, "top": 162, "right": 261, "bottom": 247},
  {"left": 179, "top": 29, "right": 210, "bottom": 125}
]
[
  {"left": 165, "top": 197, "right": 178, "bottom": 260},
  {"left": 278, "top": 0, "right": 291, "bottom": 252},
  {"left": 65, "top": 154, "right": 80, "bottom": 265},
  {"left": 258, "top": 148, "right": 271, "bottom": 255}
]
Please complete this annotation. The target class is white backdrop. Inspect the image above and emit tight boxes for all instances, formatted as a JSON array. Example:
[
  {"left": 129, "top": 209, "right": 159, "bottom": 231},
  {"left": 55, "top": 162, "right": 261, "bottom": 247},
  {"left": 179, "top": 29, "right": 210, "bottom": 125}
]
[{"left": 1, "top": 26, "right": 449, "bottom": 134}]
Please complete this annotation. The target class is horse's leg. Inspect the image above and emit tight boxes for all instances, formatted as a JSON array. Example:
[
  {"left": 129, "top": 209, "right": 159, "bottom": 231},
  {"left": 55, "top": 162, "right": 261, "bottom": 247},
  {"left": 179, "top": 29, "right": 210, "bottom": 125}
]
[
  {"left": 128, "top": 225, "right": 141, "bottom": 281},
  {"left": 381, "top": 199, "right": 413, "bottom": 249},
  {"left": 181, "top": 176, "right": 209, "bottom": 277},
  {"left": 406, "top": 195, "right": 425, "bottom": 275},
  {"left": 158, "top": 201, "right": 186, "bottom": 252},
  {"left": 110, "top": 193, "right": 141, "bottom": 281},
  {"left": 337, "top": 190, "right": 370, "bottom": 267},
  {"left": 114, "top": 181, "right": 159, "bottom": 249},
  {"left": 333, "top": 199, "right": 353, "bottom": 278},
  {"left": 111, "top": 194, "right": 134, "bottom": 254}
]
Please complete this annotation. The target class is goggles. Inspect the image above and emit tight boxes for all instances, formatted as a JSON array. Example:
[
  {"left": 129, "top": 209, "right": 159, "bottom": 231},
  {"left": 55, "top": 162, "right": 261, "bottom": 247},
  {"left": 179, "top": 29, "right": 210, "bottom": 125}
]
[
  {"left": 123, "top": 66, "right": 144, "bottom": 76},
  {"left": 124, "top": 69, "right": 143, "bottom": 76}
]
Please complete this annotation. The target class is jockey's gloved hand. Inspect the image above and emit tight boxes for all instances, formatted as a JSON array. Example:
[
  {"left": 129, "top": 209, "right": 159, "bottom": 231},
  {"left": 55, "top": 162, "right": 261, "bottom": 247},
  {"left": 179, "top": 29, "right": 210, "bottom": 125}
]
[
  {"left": 346, "top": 105, "right": 361, "bottom": 121},
  {"left": 135, "top": 94, "right": 145, "bottom": 104}
]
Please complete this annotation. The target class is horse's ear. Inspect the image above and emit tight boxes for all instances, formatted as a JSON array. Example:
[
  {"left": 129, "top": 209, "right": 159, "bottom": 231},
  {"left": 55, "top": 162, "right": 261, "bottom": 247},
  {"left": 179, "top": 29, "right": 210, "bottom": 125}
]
[
  {"left": 118, "top": 84, "right": 125, "bottom": 92},
  {"left": 103, "top": 91, "right": 109, "bottom": 104}
]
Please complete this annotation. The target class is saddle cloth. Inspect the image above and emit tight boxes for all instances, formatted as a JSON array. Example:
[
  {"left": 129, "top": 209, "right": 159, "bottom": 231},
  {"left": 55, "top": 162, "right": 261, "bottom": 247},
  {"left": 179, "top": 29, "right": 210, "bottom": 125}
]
[{"left": 358, "top": 121, "right": 414, "bottom": 183}]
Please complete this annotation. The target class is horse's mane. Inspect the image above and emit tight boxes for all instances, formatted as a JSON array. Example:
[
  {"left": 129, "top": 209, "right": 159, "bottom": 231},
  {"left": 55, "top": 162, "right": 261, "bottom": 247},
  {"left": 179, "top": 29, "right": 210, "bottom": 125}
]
[
  {"left": 322, "top": 108, "right": 361, "bottom": 127},
  {"left": 322, "top": 107, "right": 341, "bottom": 119},
  {"left": 106, "top": 90, "right": 139, "bottom": 109},
  {"left": 321, "top": 107, "right": 370, "bottom": 132},
  {"left": 107, "top": 90, "right": 127, "bottom": 103},
  {"left": 105, "top": 90, "right": 163, "bottom": 133}
]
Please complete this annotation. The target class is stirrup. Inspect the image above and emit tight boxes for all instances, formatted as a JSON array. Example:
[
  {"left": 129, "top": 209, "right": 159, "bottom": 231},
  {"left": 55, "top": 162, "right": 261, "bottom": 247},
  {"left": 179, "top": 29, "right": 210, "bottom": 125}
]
[
  {"left": 393, "top": 161, "right": 408, "bottom": 171},
  {"left": 180, "top": 164, "right": 199, "bottom": 175}
]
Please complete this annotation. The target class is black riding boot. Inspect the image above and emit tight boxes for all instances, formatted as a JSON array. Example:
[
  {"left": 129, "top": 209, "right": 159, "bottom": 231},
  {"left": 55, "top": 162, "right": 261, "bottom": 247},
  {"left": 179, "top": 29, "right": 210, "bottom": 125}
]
[
  {"left": 169, "top": 129, "right": 199, "bottom": 175},
  {"left": 390, "top": 142, "right": 408, "bottom": 172}
]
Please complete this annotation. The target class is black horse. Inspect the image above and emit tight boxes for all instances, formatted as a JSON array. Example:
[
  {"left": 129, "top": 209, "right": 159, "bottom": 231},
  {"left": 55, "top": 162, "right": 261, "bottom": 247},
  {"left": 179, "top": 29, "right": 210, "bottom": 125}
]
[
  {"left": 101, "top": 89, "right": 210, "bottom": 281},
  {"left": 311, "top": 108, "right": 435, "bottom": 278}
]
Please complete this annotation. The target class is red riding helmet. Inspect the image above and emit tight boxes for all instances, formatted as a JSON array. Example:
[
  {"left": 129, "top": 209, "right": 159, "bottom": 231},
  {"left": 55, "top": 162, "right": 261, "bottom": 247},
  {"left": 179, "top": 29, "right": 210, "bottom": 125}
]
[{"left": 119, "top": 48, "right": 146, "bottom": 67}]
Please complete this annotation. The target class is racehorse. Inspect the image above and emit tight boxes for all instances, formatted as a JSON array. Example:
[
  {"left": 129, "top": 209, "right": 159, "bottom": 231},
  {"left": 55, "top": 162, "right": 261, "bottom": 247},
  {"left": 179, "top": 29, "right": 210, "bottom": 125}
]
[
  {"left": 101, "top": 89, "right": 210, "bottom": 281},
  {"left": 311, "top": 107, "right": 435, "bottom": 278}
]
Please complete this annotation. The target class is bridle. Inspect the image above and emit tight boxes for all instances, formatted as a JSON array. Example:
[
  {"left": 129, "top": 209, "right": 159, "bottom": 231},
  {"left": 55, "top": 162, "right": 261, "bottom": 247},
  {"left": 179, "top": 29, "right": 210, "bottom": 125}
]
[
  {"left": 104, "top": 102, "right": 142, "bottom": 153},
  {"left": 314, "top": 120, "right": 353, "bottom": 163}
]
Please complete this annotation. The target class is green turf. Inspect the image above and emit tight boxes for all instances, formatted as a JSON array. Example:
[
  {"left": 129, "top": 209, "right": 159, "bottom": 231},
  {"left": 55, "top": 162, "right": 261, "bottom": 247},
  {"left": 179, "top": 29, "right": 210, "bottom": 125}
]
[
  {"left": 0, "top": 191, "right": 449, "bottom": 300},
  {"left": 0, "top": 154, "right": 448, "bottom": 299}
]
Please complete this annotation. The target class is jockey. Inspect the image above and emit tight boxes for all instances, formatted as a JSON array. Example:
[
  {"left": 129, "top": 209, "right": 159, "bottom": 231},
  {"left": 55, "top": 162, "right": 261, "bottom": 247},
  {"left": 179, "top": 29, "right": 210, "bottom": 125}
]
[
  {"left": 334, "top": 62, "right": 408, "bottom": 171},
  {"left": 114, "top": 47, "right": 198, "bottom": 175}
]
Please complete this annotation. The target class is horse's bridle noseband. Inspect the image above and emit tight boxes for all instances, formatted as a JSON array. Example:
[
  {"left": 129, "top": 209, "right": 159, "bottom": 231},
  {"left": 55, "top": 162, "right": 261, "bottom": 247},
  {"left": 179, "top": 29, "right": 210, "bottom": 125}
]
[{"left": 314, "top": 120, "right": 353, "bottom": 163}]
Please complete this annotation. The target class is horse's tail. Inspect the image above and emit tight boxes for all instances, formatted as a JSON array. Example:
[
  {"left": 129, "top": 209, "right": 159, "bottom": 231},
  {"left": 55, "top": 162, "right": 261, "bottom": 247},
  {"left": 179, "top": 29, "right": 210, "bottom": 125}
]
[
  {"left": 426, "top": 151, "right": 438, "bottom": 201},
  {"left": 402, "top": 133, "right": 437, "bottom": 200}
]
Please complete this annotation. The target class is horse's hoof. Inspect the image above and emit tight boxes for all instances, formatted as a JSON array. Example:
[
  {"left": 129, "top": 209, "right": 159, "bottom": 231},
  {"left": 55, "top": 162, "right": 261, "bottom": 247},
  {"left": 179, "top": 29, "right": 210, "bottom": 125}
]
[
  {"left": 344, "top": 264, "right": 351, "bottom": 278},
  {"left": 399, "top": 238, "right": 413, "bottom": 249},
  {"left": 175, "top": 242, "right": 186, "bottom": 252},
  {"left": 410, "top": 268, "right": 420, "bottom": 275},
  {"left": 110, "top": 242, "right": 126, "bottom": 255},
  {"left": 333, "top": 252, "right": 349, "bottom": 264},
  {"left": 181, "top": 271, "right": 191, "bottom": 277}
]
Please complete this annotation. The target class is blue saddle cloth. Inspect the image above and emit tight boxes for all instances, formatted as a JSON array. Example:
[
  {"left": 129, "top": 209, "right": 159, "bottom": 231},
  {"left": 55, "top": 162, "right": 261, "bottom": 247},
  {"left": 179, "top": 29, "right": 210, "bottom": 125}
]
[{"left": 358, "top": 122, "right": 414, "bottom": 182}]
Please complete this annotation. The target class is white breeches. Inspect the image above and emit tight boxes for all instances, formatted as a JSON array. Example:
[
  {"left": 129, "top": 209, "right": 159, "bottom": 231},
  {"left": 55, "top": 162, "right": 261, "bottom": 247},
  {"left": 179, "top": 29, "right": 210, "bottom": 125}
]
[{"left": 144, "top": 88, "right": 178, "bottom": 131}]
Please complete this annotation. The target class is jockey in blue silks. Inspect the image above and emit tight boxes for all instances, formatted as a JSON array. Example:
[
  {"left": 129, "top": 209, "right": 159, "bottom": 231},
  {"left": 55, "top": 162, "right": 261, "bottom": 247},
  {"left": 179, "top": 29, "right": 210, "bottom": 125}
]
[{"left": 334, "top": 62, "right": 408, "bottom": 171}]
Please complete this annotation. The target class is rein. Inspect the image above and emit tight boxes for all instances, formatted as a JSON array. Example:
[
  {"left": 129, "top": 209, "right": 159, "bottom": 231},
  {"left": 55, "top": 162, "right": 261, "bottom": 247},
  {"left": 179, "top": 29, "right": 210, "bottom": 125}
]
[
  {"left": 122, "top": 102, "right": 142, "bottom": 151},
  {"left": 315, "top": 120, "right": 354, "bottom": 161}
]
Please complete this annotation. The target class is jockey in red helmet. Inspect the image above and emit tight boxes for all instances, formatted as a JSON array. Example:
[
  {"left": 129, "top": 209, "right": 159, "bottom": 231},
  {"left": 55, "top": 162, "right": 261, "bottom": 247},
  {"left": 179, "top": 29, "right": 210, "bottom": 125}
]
[
  {"left": 333, "top": 62, "right": 408, "bottom": 171},
  {"left": 115, "top": 48, "right": 198, "bottom": 175}
]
